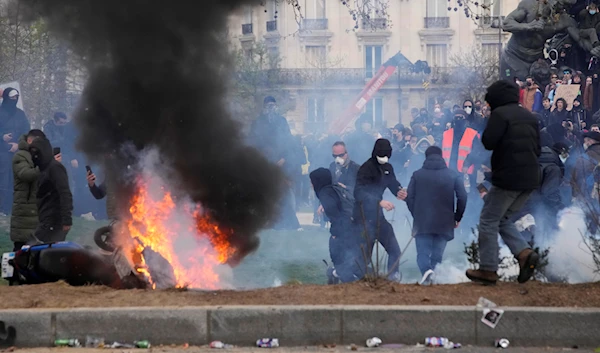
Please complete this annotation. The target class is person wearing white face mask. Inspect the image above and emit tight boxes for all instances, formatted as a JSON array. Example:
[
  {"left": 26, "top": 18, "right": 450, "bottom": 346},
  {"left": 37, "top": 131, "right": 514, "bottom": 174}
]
[
  {"left": 571, "top": 131, "right": 600, "bottom": 202},
  {"left": 353, "top": 138, "right": 407, "bottom": 281},
  {"left": 328, "top": 141, "right": 360, "bottom": 194}
]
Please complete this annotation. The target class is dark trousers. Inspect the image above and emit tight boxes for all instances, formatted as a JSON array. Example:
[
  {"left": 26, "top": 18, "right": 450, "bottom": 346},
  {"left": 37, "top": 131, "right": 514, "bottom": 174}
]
[
  {"left": 362, "top": 217, "right": 401, "bottom": 278},
  {"left": 329, "top": 235, "right": 363, "bottom": 282},
  {"left": 34, "top": 224, "right": 69, "bottom": 243},
  {"left": 415, "top": 234, "right": 447, "bottom": 275},
  {"left": 478, "top": 186, "right": 532, "bottom": 272}
]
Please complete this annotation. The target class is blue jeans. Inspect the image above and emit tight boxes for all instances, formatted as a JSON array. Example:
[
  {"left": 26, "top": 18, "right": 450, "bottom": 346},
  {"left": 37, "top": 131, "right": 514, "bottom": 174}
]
[
  {"left": 478, "top": 186, "right": 531, "bottom": 272},
  {"left": 415, "top": 234, "right": 447, "bottom": 275}
]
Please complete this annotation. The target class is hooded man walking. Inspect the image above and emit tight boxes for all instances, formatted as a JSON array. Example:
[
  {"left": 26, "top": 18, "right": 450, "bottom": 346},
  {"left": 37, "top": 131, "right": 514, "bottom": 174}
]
[
  {"left": 0, "top": 88, "right": 30, "bottom": 214},
  {"left": 353, "top": 139, "right": 407, "bottom": 280},
  {"left": 10, "top": 129, "right": 46, "bottom": 251},
  {"left": 406, "top": 146, "right": 467, "bottom": 285},
  {"left": 29, "top": 137, "right": 73, "bottom": 242},
  {"left": 466, "top": 80, "right": 541, "bottom": 285}
]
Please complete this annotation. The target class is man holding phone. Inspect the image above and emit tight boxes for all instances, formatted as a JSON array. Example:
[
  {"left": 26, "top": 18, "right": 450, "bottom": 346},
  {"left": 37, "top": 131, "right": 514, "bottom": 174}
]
[{"left": 0, "top": 87, "right": 30, "bottom": 214}]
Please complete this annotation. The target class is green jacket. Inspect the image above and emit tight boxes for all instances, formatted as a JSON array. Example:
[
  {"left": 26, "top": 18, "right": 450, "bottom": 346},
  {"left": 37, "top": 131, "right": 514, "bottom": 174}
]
[{"left": 10, "top": 135, "right": 39, "bottom": 242}]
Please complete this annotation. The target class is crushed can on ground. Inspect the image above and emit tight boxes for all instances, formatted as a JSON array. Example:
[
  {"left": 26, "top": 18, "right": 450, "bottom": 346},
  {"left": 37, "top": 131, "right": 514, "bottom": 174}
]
[
  {"left": 366, "top": 337, "right": 382, "bottom": 347},
  {"left": 495, "top": 338, "right": 510, "bottom": 348},
  {"left": 256, "top": 338, "right": 279, "bottom": 348},
  {"left": 135, "top": 340, "right": 151, "bottom": 348}
]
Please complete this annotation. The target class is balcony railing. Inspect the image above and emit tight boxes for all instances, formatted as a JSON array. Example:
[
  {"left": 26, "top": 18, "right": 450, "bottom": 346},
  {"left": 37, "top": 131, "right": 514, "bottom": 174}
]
[
  {"left": 242, "top": 23, "right": 253, "bottom": 35},
  {"left": 235, "top": 68, "right": 431, "bottom": 86},
  {"left": 424, "top": 17, "right": 450, "bottom": 29},
  {"left": 480, "top": 15, "right": 505, "bottom": 28},
  {"left": 362, "top": 18, "right": 388, "bottom": 30},
  {"left": 266, "top": 20, "right": 278, "bottom": 32},
  {"left": 301, "top": 18, "right": 329, "bottom": 30}
]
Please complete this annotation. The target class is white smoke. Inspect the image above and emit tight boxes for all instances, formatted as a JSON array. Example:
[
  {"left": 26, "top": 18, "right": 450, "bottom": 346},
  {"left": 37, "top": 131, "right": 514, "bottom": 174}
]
[{"left": 542, "top": 206, "right": 599, "bottom": 283}]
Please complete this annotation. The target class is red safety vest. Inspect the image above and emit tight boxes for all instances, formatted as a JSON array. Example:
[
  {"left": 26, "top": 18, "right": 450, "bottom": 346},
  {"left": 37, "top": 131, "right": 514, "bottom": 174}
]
[{"left": 441, "top": 128, "right": 479, "bottom": 174}]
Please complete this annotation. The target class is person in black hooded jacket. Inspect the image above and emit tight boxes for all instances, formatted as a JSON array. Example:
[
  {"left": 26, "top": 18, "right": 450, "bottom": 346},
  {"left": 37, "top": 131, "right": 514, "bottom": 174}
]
[
  {"left": 29, "top": 137, "right": 73, "bottom": 242},
  {"left": 353, "top": 138, "right": 407, "bottom": 280},
  {"left": 466, "top": 80, "right": 541, "bottom": 286},
  {"left": 0, "top": 88, "right": 30, "bottom": 214},
  {"left": 310, "top": 168, "right": 362, "bottom": 283}
]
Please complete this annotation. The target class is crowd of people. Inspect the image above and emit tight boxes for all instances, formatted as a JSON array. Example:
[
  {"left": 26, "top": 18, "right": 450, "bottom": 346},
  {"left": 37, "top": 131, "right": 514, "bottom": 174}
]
[
  {"left": 250, "top": 73, "right": 600, "bottom": 284},
  {"left": 3, "top": 68, "right": 600, "bottom": 286}
]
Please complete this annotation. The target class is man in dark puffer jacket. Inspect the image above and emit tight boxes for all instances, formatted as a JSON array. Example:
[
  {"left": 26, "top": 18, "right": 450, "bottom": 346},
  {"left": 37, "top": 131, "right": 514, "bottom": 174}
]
[
  {"left": 466, "top": 80, "right": 541, "bottom": 286},
  {"left": 29, "top": 137, "right": 73, "bottom": 242}
]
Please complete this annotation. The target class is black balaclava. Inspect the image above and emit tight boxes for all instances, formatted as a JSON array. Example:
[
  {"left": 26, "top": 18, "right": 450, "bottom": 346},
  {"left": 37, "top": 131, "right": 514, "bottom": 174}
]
[
  {"left": 29, "top": 137, "right": 53, "bottom": 171},
  {"left": 1, "top": 88, "right": 19, "bottom": 115},
  {"left": 371, "top": 138, "right": 392, "bottom": 159},
  {"left": 309, "top": 167, "right": 332, "bottom": 196}
]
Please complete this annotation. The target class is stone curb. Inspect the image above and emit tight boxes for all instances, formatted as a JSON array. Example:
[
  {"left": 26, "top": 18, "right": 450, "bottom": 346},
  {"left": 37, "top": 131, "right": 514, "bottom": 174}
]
[{"left": 0, "top": 306, "right": 599, "bottom": 348}]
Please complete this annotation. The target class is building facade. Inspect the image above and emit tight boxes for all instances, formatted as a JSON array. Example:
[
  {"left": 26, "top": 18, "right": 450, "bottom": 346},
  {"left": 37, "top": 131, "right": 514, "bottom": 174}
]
[{"left": 228, "top": 0, "right": 519, "bottom": 134}]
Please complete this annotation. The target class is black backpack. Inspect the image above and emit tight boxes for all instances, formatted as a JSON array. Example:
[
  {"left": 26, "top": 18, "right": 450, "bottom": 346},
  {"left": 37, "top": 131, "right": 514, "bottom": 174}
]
[{"left": 332, "top": 185, "right": 355, "bottom": 217}]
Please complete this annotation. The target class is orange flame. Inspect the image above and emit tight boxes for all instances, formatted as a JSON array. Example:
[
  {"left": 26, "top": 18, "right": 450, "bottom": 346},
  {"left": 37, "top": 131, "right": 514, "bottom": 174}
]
[{"left": 126, "top": 178, "right": 234, "bottom": 289}]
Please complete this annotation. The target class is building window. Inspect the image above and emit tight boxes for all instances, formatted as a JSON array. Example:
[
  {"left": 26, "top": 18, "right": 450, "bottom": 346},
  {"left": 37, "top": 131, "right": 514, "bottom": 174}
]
[
  {"left": 365, "top": 45, "right": 383, "bottom": 78},
  {"left": 482, "top": 43, "right": 500, "bottom": 60},
  {"left": 305, "top": 45, "right": 326, "bottom": 67},
  {"left": 365, "top": 97, "right": 383, "bottom": 126},
  {"left": 426, "top": 44, "right": 447, "bottom": 67},
  {"left": 307, "top": 97, "right": 325, "bottom": 122},
  {"left": 305, "top": 0, "right": 326, "bottom": 18},
  {"left": 480, "top": 0, "right": 501, "bottom": 26},
  {"left": 426, "top": 0, "right": 448, "bottom": 18}
]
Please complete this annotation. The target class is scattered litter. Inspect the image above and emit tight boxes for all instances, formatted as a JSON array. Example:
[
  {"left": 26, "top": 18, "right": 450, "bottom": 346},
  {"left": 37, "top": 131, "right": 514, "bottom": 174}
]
[
  {"left": 183, "top": 343, "right": 190, "bottom": 349},
  {"left": 108, "top": 342, "right": 135, "bottom": 348},
  {"left": 477, "top": 297, "right": 497, "bottom": 308},
  {"left": 135, "top": 340, "right": 151, "bottom": 348},
  {"left": 256, "top": 338, "right": 279, "bottom": 348},
  {"left": 85, "top": 336, "right": 105, "bottom": 348},
  {"left": 366, "top": 337, "right": 382, "bottom": 348},
  {"left": 425, "top": 337, "right": 449, "bottom": 347},
  {"left": 594, "top": 347, "right": 600, "bottom": 353},
  {"left": 519, "top": 289, "right": 529, "bottom": 295},
  {"left": 210, "top": 341, "right": 234, "bottom": 349},
  {"left": 323, "top": 344, "right": 337, "bottom": 348},
  {"left": 349, "top": 344, "right": 358, "bottom": 351},
  {"left": 481, "top": 308, "right": 504, "bottom": 329},
  {"left": 0, "top": 347, "right": 16, "bottom": 352},
  {"left": 54, "top": 339, "right": 81, "bottom": 347},
  {"left": 425, "top": 337, "right": 461, "bottom": 349},
  {"left": 477, "top": 297, "right": 504, "bottom": 329},
  {"left": 495, "top": 338, "right": 510, "bottom": 349}
]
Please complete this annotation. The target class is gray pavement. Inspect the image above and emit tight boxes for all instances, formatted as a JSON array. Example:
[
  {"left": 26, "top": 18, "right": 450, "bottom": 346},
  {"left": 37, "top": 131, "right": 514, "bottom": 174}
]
[
  {"left": 2, "top": 306, "right": 600, "bottom": 349},
  {"left": 14, "top": 347, "right": 597, "bottom": 353}
]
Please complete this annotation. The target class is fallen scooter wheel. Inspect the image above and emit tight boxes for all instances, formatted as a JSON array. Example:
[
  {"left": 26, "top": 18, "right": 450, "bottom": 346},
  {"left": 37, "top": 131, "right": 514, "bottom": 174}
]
[{"left": 94, "top": 226, "right": 116, "bottom": 252}]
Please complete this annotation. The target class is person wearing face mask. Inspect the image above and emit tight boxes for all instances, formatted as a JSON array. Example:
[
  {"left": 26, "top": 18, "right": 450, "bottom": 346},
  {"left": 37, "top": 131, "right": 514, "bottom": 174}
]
[
  {"left": 570, "top": 131, "right": 600, "bottom": 202},
  {"left": 411, "top": 108, "right": 431, "bottom": 129},
  {"left": 353, "top": 138, "right": 407, "bottom": 280},
  {"left": 578, "top": 2, "right": 600, "bottom": 49},
  {"left": 522, "top": 77, "right": 543, "bottom": 113},
  {"left": 463, "top": 99, "right": 485, "bottom": 132},
  {"left": 29, "top": 137, "right": 73, "bottom": 243},
  {"left": 404, "top": 135, "right": 434, "bottom": 179},
  {"left": 328, "top": 141, "right": 360, "bottom": 194},
  {"left": 440, "top": 110, "right": 480, "bottom": 188},
  {"left": 0, "top": 88, "right": 31, "bottom": 215}
]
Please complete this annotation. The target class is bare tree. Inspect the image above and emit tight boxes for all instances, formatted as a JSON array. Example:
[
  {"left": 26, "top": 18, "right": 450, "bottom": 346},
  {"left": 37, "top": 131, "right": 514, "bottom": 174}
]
[{"left": 448, "top": 46, "right": 499, "bottom": 101}]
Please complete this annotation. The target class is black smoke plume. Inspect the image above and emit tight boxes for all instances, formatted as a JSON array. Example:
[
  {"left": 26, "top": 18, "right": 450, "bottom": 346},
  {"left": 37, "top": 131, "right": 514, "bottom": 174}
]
[{"left": 19, "top": 0, "right": 286, "bottom": 264}]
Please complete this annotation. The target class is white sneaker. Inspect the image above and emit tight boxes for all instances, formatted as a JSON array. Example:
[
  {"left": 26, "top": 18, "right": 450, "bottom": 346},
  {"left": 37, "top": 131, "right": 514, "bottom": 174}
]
[{"left": 419, "top": 269, "right": 434, "bottom": 285}]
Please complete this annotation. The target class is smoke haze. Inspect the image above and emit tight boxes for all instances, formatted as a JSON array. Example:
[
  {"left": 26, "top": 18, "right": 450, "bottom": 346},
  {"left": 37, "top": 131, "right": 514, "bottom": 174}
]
[{"left": 18, "top": 0, "right": 286, "bottom": 263}]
